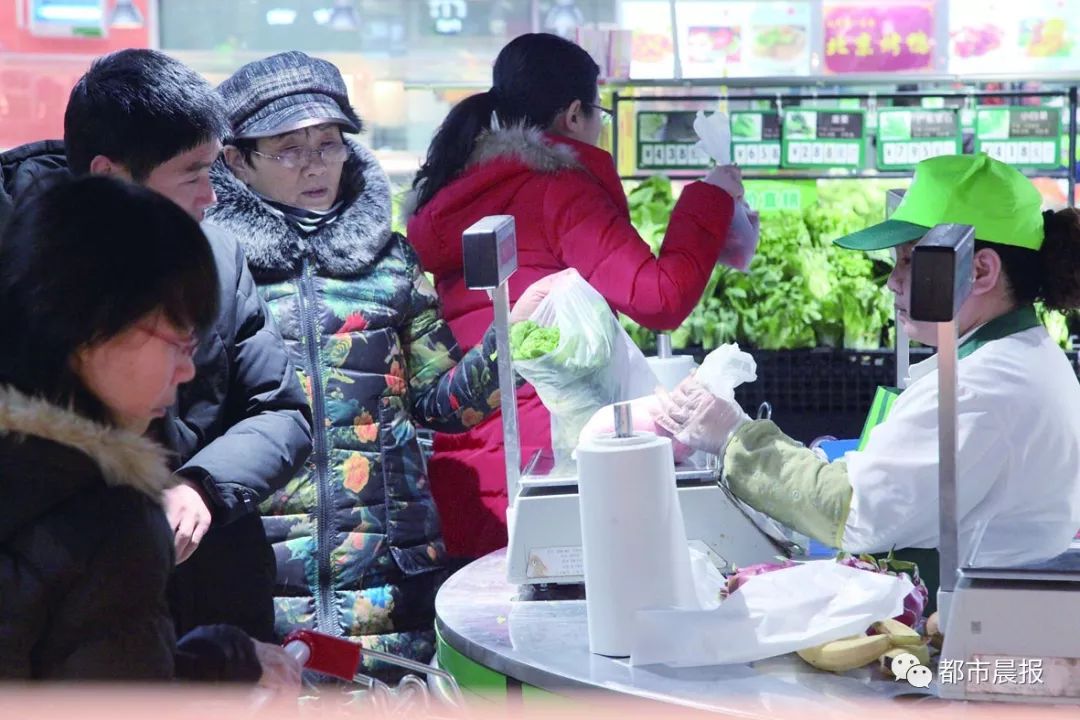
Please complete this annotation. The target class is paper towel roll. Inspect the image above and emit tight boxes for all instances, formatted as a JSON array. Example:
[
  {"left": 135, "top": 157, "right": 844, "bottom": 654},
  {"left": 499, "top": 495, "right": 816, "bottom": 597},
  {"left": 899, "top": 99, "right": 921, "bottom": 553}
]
[
  {"left": 646, "top": 356, "right": 697, "bottom": 392},
  {"left": 576, "top": 432, "right": 697, "bottom": 657}
]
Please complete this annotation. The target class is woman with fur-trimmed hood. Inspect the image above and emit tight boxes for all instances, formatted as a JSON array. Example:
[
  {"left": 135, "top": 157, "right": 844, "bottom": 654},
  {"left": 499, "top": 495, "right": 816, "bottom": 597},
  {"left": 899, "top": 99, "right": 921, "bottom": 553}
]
[
  {"left": 208, "top": 52, "right": 547, "bottom": 677},
  {"left": 0, "top": 177, "right": 297, "bottom": 688},
  {"left": 405, "top": 33, "right": 750, "bottom": 562}
]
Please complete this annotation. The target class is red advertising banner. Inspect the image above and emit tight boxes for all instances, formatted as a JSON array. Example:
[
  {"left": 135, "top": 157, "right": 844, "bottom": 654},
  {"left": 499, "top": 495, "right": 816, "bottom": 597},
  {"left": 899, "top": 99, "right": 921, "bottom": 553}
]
[
  {"left": 0, "top": 0, "right": 153, "bottom": 149},
  {"left": 823, "top": 1, "right": 935, "bottom": 74}
]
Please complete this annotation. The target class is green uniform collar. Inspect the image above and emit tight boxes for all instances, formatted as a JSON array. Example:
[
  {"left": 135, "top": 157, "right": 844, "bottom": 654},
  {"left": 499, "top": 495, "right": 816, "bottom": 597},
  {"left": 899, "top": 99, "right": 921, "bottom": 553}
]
[{"left": 958, "top": 305, "right": 1040, "bottom": 360}]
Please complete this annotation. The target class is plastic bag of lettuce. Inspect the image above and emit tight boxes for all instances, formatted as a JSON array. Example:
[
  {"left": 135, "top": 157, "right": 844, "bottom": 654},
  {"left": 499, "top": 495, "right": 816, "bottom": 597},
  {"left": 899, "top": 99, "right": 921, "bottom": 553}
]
[{"left": 511, "top": 270, "right": 659, "bottom": 467}]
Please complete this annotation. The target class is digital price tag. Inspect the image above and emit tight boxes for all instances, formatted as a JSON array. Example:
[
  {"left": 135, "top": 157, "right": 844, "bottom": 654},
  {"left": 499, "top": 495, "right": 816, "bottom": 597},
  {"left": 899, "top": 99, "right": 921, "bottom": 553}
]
[
  {"left": 636, "top": 110, "right": 711, "bottom": 171},
  {"left": 782, "top": 109, "right": 866, "bottom": 170},
  {"left": 731, "top": 112, "right": 782, "bottom": 168},
  {"left": 975, "top": 107, "right": 1062, "bottom": 169},
  {"left": 878, "top": 108, "right": 962, "bottom": 169}
]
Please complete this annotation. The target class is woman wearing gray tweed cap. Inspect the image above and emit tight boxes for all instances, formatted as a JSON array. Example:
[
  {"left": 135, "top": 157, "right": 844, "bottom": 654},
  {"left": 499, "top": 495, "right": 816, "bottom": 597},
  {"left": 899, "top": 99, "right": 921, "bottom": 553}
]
[{"left": 208, "top": 51, "right": 551, "bottom": 679}]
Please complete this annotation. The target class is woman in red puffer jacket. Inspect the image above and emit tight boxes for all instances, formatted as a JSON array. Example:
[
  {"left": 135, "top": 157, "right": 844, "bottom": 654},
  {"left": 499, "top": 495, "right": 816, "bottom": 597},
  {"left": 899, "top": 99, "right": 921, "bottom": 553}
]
[{"left": 405, "top": 33, "right": 747, "bottom": 563}]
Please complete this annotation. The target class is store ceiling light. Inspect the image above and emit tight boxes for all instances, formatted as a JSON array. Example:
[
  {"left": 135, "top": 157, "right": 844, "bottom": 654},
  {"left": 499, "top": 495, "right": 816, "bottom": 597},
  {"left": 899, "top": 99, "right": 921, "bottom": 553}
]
[
  {"left": 109, "top": 0, "right": 144, "bottom": 29},
  {"left": 328, "top": 0, "right": 359, "bottom": 31},
  {"left": 266, "top": 8, "right": 298, "bottom": 26}
]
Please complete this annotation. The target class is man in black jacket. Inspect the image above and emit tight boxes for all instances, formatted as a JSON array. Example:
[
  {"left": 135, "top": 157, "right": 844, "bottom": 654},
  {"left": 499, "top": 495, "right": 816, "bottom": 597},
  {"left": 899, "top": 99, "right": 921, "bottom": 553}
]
[{"left": 0, "top": 49, "right": 314, "bottom": 643}]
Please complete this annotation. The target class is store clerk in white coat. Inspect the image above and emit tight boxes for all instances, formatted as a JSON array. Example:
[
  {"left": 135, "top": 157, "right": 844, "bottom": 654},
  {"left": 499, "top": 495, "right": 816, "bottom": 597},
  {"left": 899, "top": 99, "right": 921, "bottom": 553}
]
[{"left": 656, "top": 154, "right": 1080, "bottom": 589}]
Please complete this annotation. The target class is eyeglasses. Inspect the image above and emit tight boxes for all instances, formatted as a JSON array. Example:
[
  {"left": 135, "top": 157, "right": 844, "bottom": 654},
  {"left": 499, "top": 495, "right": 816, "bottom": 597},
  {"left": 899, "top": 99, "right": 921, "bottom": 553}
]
[
  {"left": 251, "top": 142, "right": 349, "bottom": 170},
  {"left": 139, "top": 325, "right": 200, "bottom": 359},
  {"left": 590, "top": 104, "right": 614, "bottom": 126}
]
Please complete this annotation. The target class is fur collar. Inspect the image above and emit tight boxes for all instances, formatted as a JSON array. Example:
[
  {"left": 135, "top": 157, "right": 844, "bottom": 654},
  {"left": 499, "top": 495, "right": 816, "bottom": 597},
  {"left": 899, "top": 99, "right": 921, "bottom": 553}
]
[
  {"left": 207, "top": 139, "right": 393, "bottom": 277},
  {"left": 466, "top": 125, "right": 580, "bottom": 173},
  {"left": 0, "top": 385, "right": 174, "bottom": 501},
  {"left": 401, "top": 125, "right": 580, "bottom": 222}
]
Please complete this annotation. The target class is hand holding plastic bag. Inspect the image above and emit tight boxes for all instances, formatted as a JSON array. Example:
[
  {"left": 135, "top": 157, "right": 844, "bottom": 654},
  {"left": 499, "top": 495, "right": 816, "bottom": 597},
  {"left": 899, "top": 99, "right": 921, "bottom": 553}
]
[
  {"left": 696, "top": 110, "right": 760, "bottom": 272},
  {"left": 655, "top": 383, "right": 749, "bottom": 457},
  {"left": 653, "top": 343, "right": 757, "bottom": 455},
  {"left": 512, "top": 270, "right": 658, "bottom": 463}
]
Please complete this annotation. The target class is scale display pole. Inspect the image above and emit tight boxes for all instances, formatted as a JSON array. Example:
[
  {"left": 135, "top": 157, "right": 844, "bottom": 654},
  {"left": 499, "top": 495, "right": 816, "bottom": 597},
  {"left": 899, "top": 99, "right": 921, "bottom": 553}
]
[
  {"left": 908, "top": 223, "right": 974, "bottom": 637},
  {"left": 887, "top": 189, "right": 911, "bottom": 388},
  {"left": 462, "top": 216, "right": 521, "bottom": 506}
]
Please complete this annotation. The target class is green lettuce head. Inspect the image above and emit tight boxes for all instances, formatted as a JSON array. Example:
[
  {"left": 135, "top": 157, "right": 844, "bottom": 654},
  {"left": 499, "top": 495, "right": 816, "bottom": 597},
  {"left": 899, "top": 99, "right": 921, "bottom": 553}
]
[{"left": 510, "top": 320, "right": 562, "bottom": 361}]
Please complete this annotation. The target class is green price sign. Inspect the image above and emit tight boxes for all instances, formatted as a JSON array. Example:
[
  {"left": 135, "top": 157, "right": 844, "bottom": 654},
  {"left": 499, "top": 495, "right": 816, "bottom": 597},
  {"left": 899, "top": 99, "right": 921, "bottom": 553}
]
[
  {"left": 782, "top": 109, "right": 866, "bottom": 170},
  {"left": 974, "top": 107, "right": 1062, "bottom": 168},
  {"left": 730, "top": 112, "right": 781, "bottom": 168},
  {"left": 877, "top": 109, "right": 962, "bottom": 170},
  {"left": 636, "top": 111, "right": 711, "bottom": 171}
]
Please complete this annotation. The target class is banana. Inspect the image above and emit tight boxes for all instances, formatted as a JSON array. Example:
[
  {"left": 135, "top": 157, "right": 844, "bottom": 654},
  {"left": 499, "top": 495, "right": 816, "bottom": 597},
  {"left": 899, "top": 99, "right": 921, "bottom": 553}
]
[
  {"left": 796, "top": 633, "right": 893, "bottom": 673},
  {"left": 926, "top": 612, "right": 943, "bottom": 649},
  {"left": 871, "top": 618, "right": 923, "bottom": 647}
]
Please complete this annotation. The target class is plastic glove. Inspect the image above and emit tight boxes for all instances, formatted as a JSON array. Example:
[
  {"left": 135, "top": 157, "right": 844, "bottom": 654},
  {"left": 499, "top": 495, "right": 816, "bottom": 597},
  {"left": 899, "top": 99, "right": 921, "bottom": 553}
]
[
  {"left": 703, "top": 165, "right": 744, "bottom": 201},
  {"left": 654, "top": 375, "right": 750, "bottom": 456}
]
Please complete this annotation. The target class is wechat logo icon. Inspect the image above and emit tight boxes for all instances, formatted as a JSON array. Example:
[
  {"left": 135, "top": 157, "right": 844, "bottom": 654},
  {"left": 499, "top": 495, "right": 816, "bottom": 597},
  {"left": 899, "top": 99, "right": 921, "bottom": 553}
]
[{"left": 890, "top": 652, "right": 933, "bottom": 688}]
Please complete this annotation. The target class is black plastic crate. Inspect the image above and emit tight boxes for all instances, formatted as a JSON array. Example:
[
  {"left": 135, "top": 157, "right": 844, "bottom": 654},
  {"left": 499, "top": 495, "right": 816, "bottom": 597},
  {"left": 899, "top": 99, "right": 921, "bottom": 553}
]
[{"left": 732, "top": 348, "right": 931, "bottom": 414}]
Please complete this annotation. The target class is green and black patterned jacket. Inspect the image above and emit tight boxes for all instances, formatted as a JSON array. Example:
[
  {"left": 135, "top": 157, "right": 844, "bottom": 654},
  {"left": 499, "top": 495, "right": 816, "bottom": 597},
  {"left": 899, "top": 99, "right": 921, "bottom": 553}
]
[{"left": 207, "top": 141, "right": 503, "bottom": 674}]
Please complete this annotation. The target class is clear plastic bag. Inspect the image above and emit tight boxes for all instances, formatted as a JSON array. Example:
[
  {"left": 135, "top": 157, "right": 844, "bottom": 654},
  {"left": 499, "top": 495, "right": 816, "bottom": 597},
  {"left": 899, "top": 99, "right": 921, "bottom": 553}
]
[
  {"left": 694, "top": 109, "right": 732, "bottom": 165},
  {"left": 696, "top": 342, "right": 758, "bottom": 400},
  {"left": 514, "top": 270, "right": 658, "bottom": 464},
  {"left": 694, "top": 109, "right": 761, "bottom": 272},
  {"left": 717, "top": 203, "right": 760, "bottom": 272}
]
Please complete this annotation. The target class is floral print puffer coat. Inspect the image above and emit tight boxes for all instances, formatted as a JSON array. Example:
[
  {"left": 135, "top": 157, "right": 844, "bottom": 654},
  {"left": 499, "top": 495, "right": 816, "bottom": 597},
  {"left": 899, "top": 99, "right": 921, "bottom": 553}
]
[{"left": 206, "top": 141, "right": 502, "bottom": 675}]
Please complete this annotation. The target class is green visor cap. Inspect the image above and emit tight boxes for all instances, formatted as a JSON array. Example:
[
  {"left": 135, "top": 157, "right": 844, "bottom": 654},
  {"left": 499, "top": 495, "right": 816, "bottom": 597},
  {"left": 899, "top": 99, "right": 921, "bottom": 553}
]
[{"left": 834, "top": 153, "right": 1045, "bottom": 252}]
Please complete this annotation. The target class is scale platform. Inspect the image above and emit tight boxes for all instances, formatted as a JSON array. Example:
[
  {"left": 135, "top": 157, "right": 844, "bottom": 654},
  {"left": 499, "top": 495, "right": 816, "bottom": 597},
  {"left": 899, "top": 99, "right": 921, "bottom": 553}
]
[
  {"left": 505, "top": 449, "right": 795, "bottom": 586},
  {"left": 938, "top": 528, "right": 1080, "bottom": 704}
]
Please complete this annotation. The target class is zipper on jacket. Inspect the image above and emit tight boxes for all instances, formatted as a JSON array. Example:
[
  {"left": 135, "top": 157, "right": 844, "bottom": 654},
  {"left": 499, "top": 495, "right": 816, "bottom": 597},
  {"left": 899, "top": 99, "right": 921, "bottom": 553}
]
[{"left": 296, "top": 257, "right": 337, "bottom": 636}]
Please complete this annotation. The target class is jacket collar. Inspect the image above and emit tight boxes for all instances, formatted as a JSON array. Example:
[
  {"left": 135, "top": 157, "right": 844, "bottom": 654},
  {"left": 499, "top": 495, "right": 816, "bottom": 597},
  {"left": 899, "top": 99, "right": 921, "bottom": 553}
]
[
  {"left": 1, "top": 140, "right": 71, "bottom": 230},
  {"left": 467, "top": 124, "right": 581, "bottom": 174},
  {"left": 401, "top": 125, "right": 626, "bottom": 222},
  {"left": 907, "top": 306, "right": 1044, "bottom": 383},
  {"left": 207, "top": 138, "right": 394, "bottom": 277},
  {"left": 958, "top": 305, "right": 1041, "bottom": 359},
  {"left": 0, "top": 384, "right": 175, "bottom": 501}
]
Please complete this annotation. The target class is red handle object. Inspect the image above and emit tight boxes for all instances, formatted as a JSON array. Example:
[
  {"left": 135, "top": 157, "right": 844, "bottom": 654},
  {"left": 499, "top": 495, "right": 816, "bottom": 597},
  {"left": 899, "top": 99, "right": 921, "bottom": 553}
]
[{"left": 283, "top": 629, "right": 362, "bottom": 681}]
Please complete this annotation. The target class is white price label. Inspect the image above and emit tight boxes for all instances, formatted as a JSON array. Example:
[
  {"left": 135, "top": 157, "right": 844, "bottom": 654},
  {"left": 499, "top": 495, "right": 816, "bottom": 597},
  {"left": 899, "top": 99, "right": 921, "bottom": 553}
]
[
  {"left": 526, "top": 546, "right": 584, "bottom": 579},
  {"left": 734, "top": 143, "right": 781, "bottom": 166},
  {"left": 982, "top": 140, "right": 1056, "bottom": 165},
  {"left": 788, "top": 141, "right": 859, "bottom": 166},
  {"left": 883, "top": 140, "right": 956, "bottom": 166}
]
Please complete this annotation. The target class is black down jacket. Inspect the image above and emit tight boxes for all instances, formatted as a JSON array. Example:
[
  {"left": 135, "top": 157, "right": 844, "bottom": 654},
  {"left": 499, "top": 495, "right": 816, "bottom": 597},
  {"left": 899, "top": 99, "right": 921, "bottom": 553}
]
[
  {"left": 0, "top": 385, "right": 260, "bottom": 681},
  {"left": 0, "top": 142, "right": 314, "bottom": 642}
]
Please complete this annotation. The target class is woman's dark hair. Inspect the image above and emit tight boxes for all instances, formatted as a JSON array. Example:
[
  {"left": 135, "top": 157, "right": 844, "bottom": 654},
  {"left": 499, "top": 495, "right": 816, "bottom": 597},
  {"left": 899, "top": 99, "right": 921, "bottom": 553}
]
[
  {"left": 981, "top": 207, "right": 1080, "bottom": 312},
  {"left": 411, "top": 33, "right": 600, "bottom": 210},
  {"left": 0, "top": 176, "right": 220, "bottom": 425}
]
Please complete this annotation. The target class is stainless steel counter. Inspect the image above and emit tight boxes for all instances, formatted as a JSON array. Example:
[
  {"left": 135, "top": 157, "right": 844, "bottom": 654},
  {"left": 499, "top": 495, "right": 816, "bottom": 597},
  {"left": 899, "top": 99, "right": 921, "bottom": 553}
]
[{"left": 435, "top": 550, "right": 940, "bottom": 715}]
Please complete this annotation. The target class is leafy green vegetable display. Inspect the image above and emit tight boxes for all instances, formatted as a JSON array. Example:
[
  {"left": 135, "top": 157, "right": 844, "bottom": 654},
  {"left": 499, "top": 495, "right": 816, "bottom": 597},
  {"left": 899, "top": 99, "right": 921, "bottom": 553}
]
[
  {"left": 622, "top": 176, "right": 1076, "bottom": 352},
  {"left": 625, "top": 176, "right": 675, "bottom": 256},
  {"left": 510, "top": 320, "right": 561, "bottom": 361}
]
